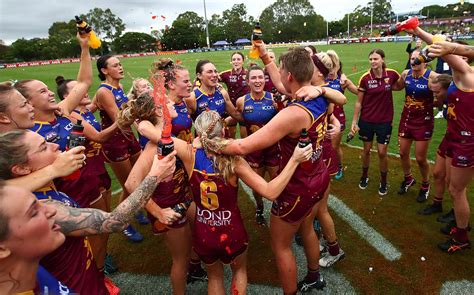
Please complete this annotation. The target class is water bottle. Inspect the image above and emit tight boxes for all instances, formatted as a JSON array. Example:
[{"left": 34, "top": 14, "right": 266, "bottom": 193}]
[
  {"left": 63, "top": 120, "right": 86, "bottom": 181},
  {"left": 298, "top": 128, "right": 313, "bottom": 171},
  {"left": 157, "top": 135, "right": 174, "bottom": 182},
  {"left": 381, "top": 16, "right": 419, "bottom": 37},
  {"left": 249, "top": 22, "right": 263, "bottom": 59},
  {"left": 75, "top": 16, "right": 102, "bottom": 49}
]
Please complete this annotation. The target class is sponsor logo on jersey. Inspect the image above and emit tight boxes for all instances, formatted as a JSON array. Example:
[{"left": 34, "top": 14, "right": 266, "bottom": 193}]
[{"left": 196, "top": 207, "right": 232, "bottom": 227}]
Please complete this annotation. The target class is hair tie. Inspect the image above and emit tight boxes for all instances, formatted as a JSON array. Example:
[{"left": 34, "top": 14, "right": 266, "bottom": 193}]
[{"left": 311, "top": 55, "right": 330, "bottom": 76}]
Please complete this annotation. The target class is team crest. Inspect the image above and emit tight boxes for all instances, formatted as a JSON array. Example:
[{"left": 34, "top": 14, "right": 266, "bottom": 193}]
[{"left": 384, "top": 77, "right": 390, "bottom": 84}]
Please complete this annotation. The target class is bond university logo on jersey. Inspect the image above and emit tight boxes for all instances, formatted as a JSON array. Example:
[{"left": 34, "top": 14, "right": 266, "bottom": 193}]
[{"left": 196, "top": 207, "right": 232, "bottom": 227}]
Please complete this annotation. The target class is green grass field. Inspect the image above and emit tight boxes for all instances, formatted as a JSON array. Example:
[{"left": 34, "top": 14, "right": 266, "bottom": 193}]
[{"left": 1, "top": 42, "right": 473, "bottom": 294}]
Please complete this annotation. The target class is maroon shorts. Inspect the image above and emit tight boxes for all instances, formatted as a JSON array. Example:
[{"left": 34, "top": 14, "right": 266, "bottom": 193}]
[
  {"left": 54, "top": 172, "right": 111, "bottom": 208},
  {"left": 245, "top": 144, "right": 280, "bottom": 169},
  {"left": 437, "top": 135, "right": 449, "bottom": 158},
  {"left": 193, "top": 236, "right": 248, "bottom": 265},
  {"left": 271, "top": 167, "right": 330, "bottom": 223},
  {"left": 102, "top": 131, "right": 141, "bottom": 162},
  {"left": 446, "top": 140, "right": 474, "bottom": 168},
  {"left": 333, "top": 105, "right": 346, "bottom": 131},
  {"left": 322, "top": 141, "right": 339, "bottom": 176},
  {"left": 398, "top": 121, "right": 434, "bottom": 141}
]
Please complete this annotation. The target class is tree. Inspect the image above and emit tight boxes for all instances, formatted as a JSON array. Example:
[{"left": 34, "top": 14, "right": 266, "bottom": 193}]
[
  {"left": 47, "top": 20, "right": 79, "bottom": 58},
  {"left": 80, "top": 8, "right": 125, "bottom": 43},
  {"left": 160, "top": 11, "right": 204, "bottom": 50},
  {"left": 208, "top": 14, "right": 226, "bottom": 43},
  {"left": 419, "top": 3, "right": 474, "bottom": 18},
  {"left": 259, "top": 0, "right": 326, "bottom": 43},
  {"left": 10, "top": 38, "right": 46, "bottom": 61},
  {"left": 113, "top": 32, "right": 157, "bottom": 53},
  {"left": 221, "top": 4, "right": 254, "bottom": 43}
]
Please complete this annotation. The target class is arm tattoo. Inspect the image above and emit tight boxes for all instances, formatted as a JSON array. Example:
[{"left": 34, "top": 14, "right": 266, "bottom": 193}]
[{"left": 48, "top": 175, "right": 159, "bottom": 236}]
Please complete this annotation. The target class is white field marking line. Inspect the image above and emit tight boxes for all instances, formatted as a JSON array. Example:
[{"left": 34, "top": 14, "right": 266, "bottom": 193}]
[
  {"left": 113, "top": 188, "right": 123, "bottom": 195},
  {"left": 327, "top": 194, "right": 402, "bottom": 261},
  {"left": 239, "top": 180, "right": 357, "bottom": 294},
  {"left": 344, "top": 142, "right": 435, "bottom": 164},
  {"left": 346, "top": 61, "right": 399, "bottom": 77},
  {"left": 440, "top": 280, "right": 474, "bottom": 295},
  {"left": 240, "top": 180, "right": 401, "bottom": 261}
]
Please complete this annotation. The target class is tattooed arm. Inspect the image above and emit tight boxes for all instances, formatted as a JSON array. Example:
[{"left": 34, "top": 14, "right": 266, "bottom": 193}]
[{"left": 46, "top": 151, "right": 177, "bottom": 237}]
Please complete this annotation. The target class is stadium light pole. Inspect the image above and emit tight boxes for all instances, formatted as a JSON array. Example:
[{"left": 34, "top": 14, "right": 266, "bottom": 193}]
[
  {"left": 203, "top": 0, "right": 210, "bottom": 48},
  {"left": 370, "top": 1, "right": 374, "bottom": 36},
  {"left": 347, "top": 13, "right": 350, "bottom": 39}
]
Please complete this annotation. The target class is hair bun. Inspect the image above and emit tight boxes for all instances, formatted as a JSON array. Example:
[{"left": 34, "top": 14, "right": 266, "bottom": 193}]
[
  {"left": 55, "top": 76, "right": 65, "bottom": 86},
  {"left": 155, "top": 58, "right": 174, "bottom": 71}
]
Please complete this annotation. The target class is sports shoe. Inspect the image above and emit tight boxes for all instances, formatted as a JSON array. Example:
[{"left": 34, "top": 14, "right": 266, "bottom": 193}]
[
  {"left": 434, "top": 110, "right": 444, "bottom": 119},
  {"left": 104, "top": 254, "right": 118, "bottom": 275},
  {"left": 255, "top": 211, "right": 266, "bottom": 225},
  {"left": 397, "top": 178, "right": 416, "bottom": 195},
  {"left": 437, "top": 208, "right": 455, "bottom": 223},
  {"left": 135, "top": 210, "right": 150, "bottom": 225},
  {"left": 335, "top": 168, "right": 344, "bottom": 180},
  {"left": 440, "top": 220, "right": 457, "bottom": 235},
  {"left": 319, "top": 249, "right": 345, "bottom": 267},
  {"left": 438, "top": 238, "right": 471, "bottom": 253},
  {"left": 378, "top": 183, "right": 388, "bottom": 196},
  {"left": 418, "top": 203, "right": 443, "bottom": 215},
  {"left": 123, "top": 225, "right": 144, "bottom": 242},
  {"left": 416, "top": 186, "right": 430, "bottom": 203},
  {"left": 359, "top": 177, "right": 369, "bottom": 190},
  {"left": 187, "top": 267, "right": 208, "bottom": 284},
  {"left": 298, "top": 273, "right": 326, "bottom": 292}
]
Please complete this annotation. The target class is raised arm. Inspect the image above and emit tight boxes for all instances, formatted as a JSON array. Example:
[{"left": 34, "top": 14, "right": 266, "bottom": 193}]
[
  {"left": 235, "top": 144, "right": 312, "bottom": 200},
  {"left": 68, "top": 112, "right": 118, "bottom": 143},
  {"left": 5, "top": 147, "right": 85, "bottom": 191},
  {"left": 429, "top": 42, "right": 474, "bottom": 60},
  {"left": 57, "top": 34, "right": 92, "bottom": 116},
  {"left": 340, "top": 74, "right": 359, "bottom": 95},
  {"left": 48, "top": 151, "right": 177, "bottom": 237}
]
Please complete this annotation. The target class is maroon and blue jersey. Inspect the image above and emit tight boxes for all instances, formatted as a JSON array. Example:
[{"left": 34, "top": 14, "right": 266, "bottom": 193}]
[
  {"left": 446, "top": 82, "right": 474, "bottom": 142},
  {"left": 242, "top": 91, "right": 277, "bottom": 134},
  {"left": 264, "top": 70, "right": 278, "bottom": 95},
  {"left": 76, "top": 110, "right": 107, "bottom": 176},
  {"left": 193, "top": 87, "right": 226, "bottom": 119},
  {"left": 401, "top": 69, "right": 434, "bottom": 123},
  {"left": 189, "top": 148, "right": 248, "bottom": 264},
  {"left": 31, "top": 116, "right": 74, "bottom": 151},
  {"left": 172, "top": 101, "right": 193, "bottom": 143},
  {"left": 271, "top": 97, "right": 330, "bottom": 223},
  {"left": 35, "top": 266, "right": 72, "bottom": 294},
  {"left": 325, "top": 75, "right": 345, "bottom": 94},
  {"left": 98, "top": 83, "right": 128, "bottom": 128},
  {"left": 358, "top": 68, "right": 400, "bottom": 123},
  {"left": 219, "top": 68, "right": 248, "bottom": 104},
  {"left": 34, "top": 183, "right": 107, "bottom": 295}
]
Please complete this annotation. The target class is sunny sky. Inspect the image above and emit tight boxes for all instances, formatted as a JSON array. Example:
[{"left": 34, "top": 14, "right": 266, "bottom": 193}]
[{"left": 0, "top": 0, "right": 459, "bottom": 44}]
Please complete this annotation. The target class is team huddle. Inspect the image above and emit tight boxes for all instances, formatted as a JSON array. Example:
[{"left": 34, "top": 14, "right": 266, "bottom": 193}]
[{"left": 0, "top": 25, "right": 473, "bottom": 295}]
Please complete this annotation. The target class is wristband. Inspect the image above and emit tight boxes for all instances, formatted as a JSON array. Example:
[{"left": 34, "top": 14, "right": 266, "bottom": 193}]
[
  {"left": 451, "top": 43, "right": 459, "bottom": 55},
  {"left": 261, "top": 53, "right": 272, "bottom": 65}
]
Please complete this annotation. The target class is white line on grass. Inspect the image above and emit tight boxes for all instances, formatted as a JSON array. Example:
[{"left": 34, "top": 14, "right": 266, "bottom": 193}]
[
  {"left": 239, "top": 180, "right": 357, "bottom": 294},
  {"left": 344, "top": 142, "right": 435, "bottom": 164},
  {"left": 327, "top": 194, "right": 402, "bottom": 261},
  {"left": 346, "top": 61, "right": 399, "bottom": 78}
]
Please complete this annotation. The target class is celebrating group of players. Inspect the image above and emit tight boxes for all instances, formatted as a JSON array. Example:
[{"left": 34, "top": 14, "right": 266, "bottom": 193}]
[{"left": 0, "top": 24, "right": 472, "bottom": 295}]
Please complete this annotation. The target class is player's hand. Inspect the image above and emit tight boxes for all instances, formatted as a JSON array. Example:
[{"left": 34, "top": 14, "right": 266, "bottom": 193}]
[
  {"left": 326, "top": 124, "right": 340, "bottom": 139},
  {"left": 350, "top": 122, "right": 360, "bottom": 135},
  {"left": 52, "top": 146, "right": 86, "bottom": 177},
  {"left": 156, "top": 207, "right": 182, "bottom": 225},
  {"left": 428, "top": 41, "right": 455, "bottom": 58},
  {"left": 149, "top": 152, "right": 177, "bottom": 181},
  {"left": 296, "top": 86, "right": 323, "bottom": 101},
  {"left": 291, "top": 144, "right": 313, "bottom": 163},
  {"left": 254, "top": 40, "right": 267, "bottom": 58},
  {"left": 76, "top": 32, "right": 90, "bottom": 49}
]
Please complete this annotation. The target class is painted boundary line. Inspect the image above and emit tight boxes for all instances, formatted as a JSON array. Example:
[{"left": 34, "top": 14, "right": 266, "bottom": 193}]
[
  {"left": 239, "top": 180, "right": 357, "bottom": 294},
  {"left": 346, "top": 61, "right": 399, "bottom": 78},
  {"left": 327, "top": 194, "right": 401, "bottom": 261}
]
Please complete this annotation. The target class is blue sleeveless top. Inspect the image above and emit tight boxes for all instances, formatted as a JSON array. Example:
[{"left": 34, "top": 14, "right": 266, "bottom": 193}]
[
  {"left": 193, "top": 87, "right": 226, "bottom": 118},
  {"left": 31, "top": 116, "right": 74, "bottom": 151},
  {"left": 242, "top": 91, "right": 276, "bottom": 128}
]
